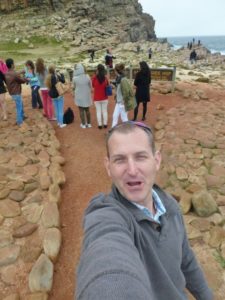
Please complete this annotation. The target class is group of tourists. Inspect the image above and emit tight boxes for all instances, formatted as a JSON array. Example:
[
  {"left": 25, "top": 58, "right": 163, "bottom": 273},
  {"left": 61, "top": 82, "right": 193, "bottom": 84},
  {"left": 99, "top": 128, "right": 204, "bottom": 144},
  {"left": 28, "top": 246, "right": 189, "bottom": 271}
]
[
  {"left": 72, "top": 60, "right": 151, "bottom": 129},
  {"left": 0, "top": 57, "right": 67, "bottom": 127},
  {"left": 0, "top": 55, "right": 152, "bottom": 130}
]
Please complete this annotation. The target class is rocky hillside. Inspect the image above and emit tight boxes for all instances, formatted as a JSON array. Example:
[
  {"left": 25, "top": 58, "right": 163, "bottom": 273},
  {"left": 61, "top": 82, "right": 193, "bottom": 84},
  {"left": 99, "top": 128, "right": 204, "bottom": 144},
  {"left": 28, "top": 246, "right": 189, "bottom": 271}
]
[{"left": 0, "top": 0, "right": 156, "bottom": 49}]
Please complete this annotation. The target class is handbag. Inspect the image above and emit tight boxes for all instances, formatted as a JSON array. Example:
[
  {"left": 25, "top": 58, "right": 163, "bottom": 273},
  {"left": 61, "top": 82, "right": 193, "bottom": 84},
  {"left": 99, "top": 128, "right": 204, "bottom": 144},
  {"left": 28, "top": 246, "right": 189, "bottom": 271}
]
[
  {"left": 55, "top": 81, "right": 70, "bottom": 96},
  {"left": 55, "top": 74, "right": 70, "bottom": 96},
  {"left": 105, "top": 84, "right": 113, "bottom": 96}
]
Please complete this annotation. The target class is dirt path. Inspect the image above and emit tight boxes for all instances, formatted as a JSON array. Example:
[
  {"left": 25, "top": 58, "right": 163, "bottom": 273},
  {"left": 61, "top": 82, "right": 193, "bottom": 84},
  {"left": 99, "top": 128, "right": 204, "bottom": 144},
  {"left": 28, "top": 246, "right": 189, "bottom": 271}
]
[{"left": 47, "top": 87, "right": 183, "bottom": 300}]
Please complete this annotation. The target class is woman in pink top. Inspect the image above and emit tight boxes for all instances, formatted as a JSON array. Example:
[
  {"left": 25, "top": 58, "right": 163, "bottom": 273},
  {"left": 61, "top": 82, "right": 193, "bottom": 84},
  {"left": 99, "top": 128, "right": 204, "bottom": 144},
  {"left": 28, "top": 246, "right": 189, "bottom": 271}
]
[
  {"left": 92, "top": 64, "right": 109, "bottom": 129},
  {"left": 0, "top": 59, "right": 8, "bottom": 120}
]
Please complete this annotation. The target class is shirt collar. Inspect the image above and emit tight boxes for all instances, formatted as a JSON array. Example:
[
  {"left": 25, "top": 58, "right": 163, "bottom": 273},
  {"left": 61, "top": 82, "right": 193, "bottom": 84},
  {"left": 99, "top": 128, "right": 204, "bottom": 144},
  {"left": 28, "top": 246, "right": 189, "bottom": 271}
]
[{"left": 132, "top": 189, "right": 166, "bottom": 224}]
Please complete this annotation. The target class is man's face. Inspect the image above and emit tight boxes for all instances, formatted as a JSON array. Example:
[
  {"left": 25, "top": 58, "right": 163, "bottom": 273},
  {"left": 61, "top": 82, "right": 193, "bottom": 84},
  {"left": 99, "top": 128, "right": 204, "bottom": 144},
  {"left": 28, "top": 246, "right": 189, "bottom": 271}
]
[{"left": 105, "top": 128, "right": 161, "bottom": 207}]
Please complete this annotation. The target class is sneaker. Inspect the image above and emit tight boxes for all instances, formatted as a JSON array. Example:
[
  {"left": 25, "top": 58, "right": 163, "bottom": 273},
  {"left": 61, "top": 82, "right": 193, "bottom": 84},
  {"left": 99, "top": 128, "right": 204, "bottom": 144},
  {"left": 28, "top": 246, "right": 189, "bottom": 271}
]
[
  {"left": 59, "top": 124, "right": 67, "bottom": 128},
  {"left": 87, "top": 124, "right": 92, "bottom": 128},
  {"left": 103, "top": 125, "right": 108, "bottom": 129},
  {"left": 49, "top": 117, "right": 57, "bottom": 121},
  {"left": 80, "top": 124, "right": 86, "bottom": 129},
  {"left": 98, "top": 125, "right": 103, "bottom": 129}
]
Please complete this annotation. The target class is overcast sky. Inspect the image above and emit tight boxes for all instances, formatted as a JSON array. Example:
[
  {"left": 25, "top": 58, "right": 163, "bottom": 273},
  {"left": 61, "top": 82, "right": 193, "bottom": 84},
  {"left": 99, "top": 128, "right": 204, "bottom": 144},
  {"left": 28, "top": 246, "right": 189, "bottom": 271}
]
[{"left": 139, "top": 0, "right": 225, "bottom": 37}]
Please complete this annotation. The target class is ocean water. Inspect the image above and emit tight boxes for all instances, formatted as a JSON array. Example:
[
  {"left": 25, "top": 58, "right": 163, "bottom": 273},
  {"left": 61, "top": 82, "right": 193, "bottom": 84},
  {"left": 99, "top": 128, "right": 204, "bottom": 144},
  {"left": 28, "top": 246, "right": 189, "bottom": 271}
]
[{"left": 167, "top": 35, "right": 225, "bottom": 55}]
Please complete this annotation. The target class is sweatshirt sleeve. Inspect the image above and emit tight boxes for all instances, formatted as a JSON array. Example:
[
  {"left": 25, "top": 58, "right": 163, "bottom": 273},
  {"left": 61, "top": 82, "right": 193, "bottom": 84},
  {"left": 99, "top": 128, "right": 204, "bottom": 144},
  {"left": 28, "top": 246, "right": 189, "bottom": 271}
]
[
  {"left": 181, "top": 217, "right": 213, "bottom": 300},
  {"left": 76, "top": 195, "right": 153, "bottom": 300}
]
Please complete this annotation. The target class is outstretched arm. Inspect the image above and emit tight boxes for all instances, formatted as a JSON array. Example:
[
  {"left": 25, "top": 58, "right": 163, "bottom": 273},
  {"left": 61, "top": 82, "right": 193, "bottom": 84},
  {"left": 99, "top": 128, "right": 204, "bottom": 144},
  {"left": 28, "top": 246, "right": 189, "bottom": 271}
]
[{"left": 76, "top": 195, "right": 153, "bottom": 300}]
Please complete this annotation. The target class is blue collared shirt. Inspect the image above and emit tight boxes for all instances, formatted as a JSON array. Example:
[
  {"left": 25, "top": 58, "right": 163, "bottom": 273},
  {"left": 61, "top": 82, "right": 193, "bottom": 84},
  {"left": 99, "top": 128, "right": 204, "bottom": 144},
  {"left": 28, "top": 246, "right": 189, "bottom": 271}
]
[{"left": 133, "top": 189, "right": 166, "bottom": 224}]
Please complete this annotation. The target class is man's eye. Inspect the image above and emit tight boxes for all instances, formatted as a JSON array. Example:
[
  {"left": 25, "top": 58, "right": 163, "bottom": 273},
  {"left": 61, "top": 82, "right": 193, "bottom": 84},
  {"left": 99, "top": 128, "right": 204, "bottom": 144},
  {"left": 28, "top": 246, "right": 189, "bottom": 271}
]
[
  {"left": 136, "top": 155, "right": 147, "bottom": 160},
  {"left": 114, "top": 158, "right": 124, "bottom": 163}
]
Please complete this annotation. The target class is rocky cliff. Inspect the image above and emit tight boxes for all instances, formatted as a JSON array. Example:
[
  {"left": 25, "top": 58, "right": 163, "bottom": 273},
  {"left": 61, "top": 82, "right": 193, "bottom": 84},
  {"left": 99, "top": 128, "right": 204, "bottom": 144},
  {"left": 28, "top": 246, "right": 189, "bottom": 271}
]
[{"left": 0, "top": 0, "right": 156, "bottom": 48}]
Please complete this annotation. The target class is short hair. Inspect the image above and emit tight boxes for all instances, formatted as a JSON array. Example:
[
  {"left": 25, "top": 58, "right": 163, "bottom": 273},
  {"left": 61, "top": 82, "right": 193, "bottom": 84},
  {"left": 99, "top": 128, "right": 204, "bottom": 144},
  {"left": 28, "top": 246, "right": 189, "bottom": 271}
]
[
  {"left": 6, "top": 58, "right": 14, "bottom": 69},
  {"left": 106, "top": 121, "right": 155, "bottom": 157}
]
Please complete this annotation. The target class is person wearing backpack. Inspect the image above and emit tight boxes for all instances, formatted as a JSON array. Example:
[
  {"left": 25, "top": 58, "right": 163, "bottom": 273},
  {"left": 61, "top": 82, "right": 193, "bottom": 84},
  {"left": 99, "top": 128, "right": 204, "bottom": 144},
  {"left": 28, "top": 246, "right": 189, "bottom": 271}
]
[
  {"left": 133, "top": 61, "right": 151, "bottom": 121},
  {"left": 92, "top": 64, "right": 110, "bottom": 129},
  {"left": 111, "top": 63, "right": 136, "bottom": 128}
]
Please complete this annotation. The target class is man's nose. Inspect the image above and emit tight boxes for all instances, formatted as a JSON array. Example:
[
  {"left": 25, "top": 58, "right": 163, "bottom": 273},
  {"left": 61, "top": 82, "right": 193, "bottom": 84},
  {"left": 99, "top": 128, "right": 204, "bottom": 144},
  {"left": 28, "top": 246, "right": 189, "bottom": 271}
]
[{"left": 127, "top": 159, "right": 137, "bottom": 175}]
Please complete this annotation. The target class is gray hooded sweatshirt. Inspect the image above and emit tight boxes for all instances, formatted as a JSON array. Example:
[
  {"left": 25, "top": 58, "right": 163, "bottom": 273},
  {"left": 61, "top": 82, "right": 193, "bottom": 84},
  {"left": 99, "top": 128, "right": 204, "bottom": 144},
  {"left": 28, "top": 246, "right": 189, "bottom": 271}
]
[
  {"left": 76, "top": 184, "right": 213, "bottom": 300},
  {"left": 72, "top": 63, "right": 92, "bottom": 107}
]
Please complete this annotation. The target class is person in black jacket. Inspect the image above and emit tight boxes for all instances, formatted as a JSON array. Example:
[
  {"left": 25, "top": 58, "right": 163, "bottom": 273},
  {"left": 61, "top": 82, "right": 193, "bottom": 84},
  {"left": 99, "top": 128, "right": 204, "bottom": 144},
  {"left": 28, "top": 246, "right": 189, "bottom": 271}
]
[{"left": 133, "top": 61, "right": 151, "bottom": 121}]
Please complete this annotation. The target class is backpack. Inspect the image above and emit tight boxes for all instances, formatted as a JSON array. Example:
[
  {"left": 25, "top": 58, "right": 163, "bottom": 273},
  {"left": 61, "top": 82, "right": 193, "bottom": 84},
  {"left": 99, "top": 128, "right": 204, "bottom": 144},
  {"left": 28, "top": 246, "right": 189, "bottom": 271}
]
[
  {"left": 120, "top": 78, "right": 136, "bottom": 112},
  {"left": 63, "top": 107, "right": 74, "bottom": 124}
]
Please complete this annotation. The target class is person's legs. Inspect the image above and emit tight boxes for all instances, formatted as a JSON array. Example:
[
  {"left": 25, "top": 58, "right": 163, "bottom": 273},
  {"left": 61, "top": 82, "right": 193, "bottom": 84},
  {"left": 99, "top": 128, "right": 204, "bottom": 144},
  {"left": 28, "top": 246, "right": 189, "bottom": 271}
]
[
  {"left": 101, "top": 100, "right": 108, "bottom": 126},
  {"left": 36, "top": 87, "right": 43, "bottom": 109},
  {"left": 85, "top": 107, "right": 91, "bottom": 125},
  {"left": 41, "top": 90, "right": 48, "bottom": 117},
  {"left": 47, "top": 96, "right": 54, "bottom": 120},
  {"left": 11, "top": 94, "right": 23, "bottom": 125},
  {"left": 120, "top": 104, "right": 128, "bottom": 122},
  {"left": 53, "top": 98, "right": 60, "bottom": 124},
  {"left": 112, "top": 103, "right": 120, "bottom": 127},
  {"left": 142, "top": 102, "right": 147, "bottom": 121},
  {"left": 133, "top": 102, "right": 140, "bottom": 121},
  {"left": 31, "top": 86, "right": 38, "bottom": 108},
  {"left": 0, "top": 93, "right": 7, "bottom": 120},
  {"left": 94, "top": 101, "right": 102, "bottom": 126},
  {"left": 79, "top": 107, "right": 86, "bottom": 126},
  {"left": 57, "top": 96, "right": 64, "bottom": 125}
]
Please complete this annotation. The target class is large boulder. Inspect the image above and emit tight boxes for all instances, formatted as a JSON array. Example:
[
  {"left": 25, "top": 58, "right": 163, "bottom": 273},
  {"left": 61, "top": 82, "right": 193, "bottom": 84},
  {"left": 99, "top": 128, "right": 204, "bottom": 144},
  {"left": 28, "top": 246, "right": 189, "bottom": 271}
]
[{"left": 192, "top": 190, "right": 218, "bottom": 217}]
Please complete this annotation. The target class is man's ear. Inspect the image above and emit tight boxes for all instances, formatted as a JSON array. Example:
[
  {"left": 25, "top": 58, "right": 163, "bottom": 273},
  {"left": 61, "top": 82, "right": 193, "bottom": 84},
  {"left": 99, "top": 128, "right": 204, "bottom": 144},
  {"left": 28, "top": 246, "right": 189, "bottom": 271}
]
[
  {"left": 154, "top": 150, "right": 161, "bottom": 171},
  {"left": 104, "top": 156, "right": 111, "bottom": 177}
]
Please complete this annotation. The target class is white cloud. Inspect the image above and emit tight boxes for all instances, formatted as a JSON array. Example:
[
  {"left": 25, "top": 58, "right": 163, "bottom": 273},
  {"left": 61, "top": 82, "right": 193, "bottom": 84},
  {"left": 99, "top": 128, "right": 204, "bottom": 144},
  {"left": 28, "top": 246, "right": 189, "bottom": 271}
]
[{"left": 139, "top": 0, "right": 225, "bottom": 37}]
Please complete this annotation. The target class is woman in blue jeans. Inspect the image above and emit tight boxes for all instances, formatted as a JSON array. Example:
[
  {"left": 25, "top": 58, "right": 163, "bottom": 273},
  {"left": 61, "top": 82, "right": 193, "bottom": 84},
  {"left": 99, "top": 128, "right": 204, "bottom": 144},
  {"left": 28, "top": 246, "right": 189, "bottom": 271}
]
[{"left": 46, "top": 65, "right": 66, "bottom": 128}]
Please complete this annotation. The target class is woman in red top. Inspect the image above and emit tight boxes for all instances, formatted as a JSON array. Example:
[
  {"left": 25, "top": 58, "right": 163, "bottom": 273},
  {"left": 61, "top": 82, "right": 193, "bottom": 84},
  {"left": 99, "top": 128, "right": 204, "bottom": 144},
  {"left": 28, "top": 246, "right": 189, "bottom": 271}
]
[{"left": 92, "top": 64, "right": 109, "bottom": 129}]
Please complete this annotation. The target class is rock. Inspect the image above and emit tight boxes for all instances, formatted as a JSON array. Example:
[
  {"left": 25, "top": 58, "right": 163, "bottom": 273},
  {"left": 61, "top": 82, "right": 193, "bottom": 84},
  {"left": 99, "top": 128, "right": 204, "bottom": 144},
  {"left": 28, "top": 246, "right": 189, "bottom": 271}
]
[
  {"left": 20, "top": 244, "right": 42, "bottom": 263},
  {"left": 190, "top": 218, "right": 212, "bottom": 232},
  {"left": 51, "top": 155, "right": 65, "bottom": 165},
  {"left": 13, "top": 223, "right": 38, "bottom": 238},
  {"left": 49, "top": 184, "right": 61, "bottom": 204},
  {"left": 41, "top": 202, "right": 60, "bottom": 228},
  {"left": 43, "top": 228, "right": 62, "bottom": 262},
  {"left": 192, "top": 190, "right": 218, "bottom": 217},
  {"left": 7, "top": 180, "right": 24, "bottom": 191},
  {"left": 23, "top": 293, "right": 48, "bottom": 300},
  {"left": 0, "top": 214, "right": 4, "bottom": 225},
  {"left": 208, "top": 226, "right": 225, "bottom": 248},
  {"left": 0, "top": 230, "right": 13, "bottom": 248},
  {"left": 24, "top": 182, "right": 39, "bottom": 193},
  {"left": 0, "top": 199, "right": 21, "bottom": 217},
  {"left": 29, "top": 254, "right": 53, "bottom": 293},
  {"left": 22, "top": 203, "right": 43, "bottom": 223},
  {"left": 9, "top": 190, "right": 25, "bottom": 202},
  {"left": 3, "top": 294, "right": 20, "bottom": 300},
  {"left": 0, "top": 265, "right": 17, "bottom": 285},
  {"left": 0, "top": 245, "right": 20, "bottom": 267},
  {"left": 176, "top": 167, "right": 189, "bottom": 180},
  {"left": 52, "top": 169, "right": 66, "bottom": 186},
  {"left": 39, "top": 168, "right": 51, "bottom": 191},
  {"left": 0, "top": 188, "right": 10, "bottom": 199}
]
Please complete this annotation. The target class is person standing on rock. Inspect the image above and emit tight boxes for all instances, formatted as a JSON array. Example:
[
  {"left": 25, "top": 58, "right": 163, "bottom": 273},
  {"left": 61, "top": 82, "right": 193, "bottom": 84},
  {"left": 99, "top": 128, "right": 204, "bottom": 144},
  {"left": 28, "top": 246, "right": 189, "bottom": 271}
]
[
  {"left": 76, "top": 121, "right": 213, "bottom": 300},
  {"left": 72, "top": 63, "right": 92, "bottom": 128},
  {"left": 133, "top": 61, "right": 151, "bottom": 121},
  {"left": 36, "top": 58, "right": 55, "bottom": 120},
  {"left": 46, "top": 64, "right": 67, "bottom": 128},
  {"left": 105, "top": 49, "right": 116, "bottom": 69},
  {"left": 4, "top": 58, "right": 27, "bottom": 126},
  {"left": 92, "top": 64, "right": 110, "bottom": 129}
]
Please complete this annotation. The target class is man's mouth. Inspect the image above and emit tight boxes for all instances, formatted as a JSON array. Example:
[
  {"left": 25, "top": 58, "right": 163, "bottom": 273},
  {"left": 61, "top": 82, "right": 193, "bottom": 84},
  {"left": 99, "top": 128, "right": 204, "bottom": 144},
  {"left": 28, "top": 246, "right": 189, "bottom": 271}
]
[{"left": 127, "top": 181, "right": 142, "bottom": 187}]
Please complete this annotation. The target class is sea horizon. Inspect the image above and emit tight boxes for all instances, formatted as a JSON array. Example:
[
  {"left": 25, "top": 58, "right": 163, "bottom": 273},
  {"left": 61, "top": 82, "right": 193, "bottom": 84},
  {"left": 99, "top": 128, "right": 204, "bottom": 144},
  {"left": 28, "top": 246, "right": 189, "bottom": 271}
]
[{"left": 165, "top": 35, "right": 225, "bottom": 55}]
